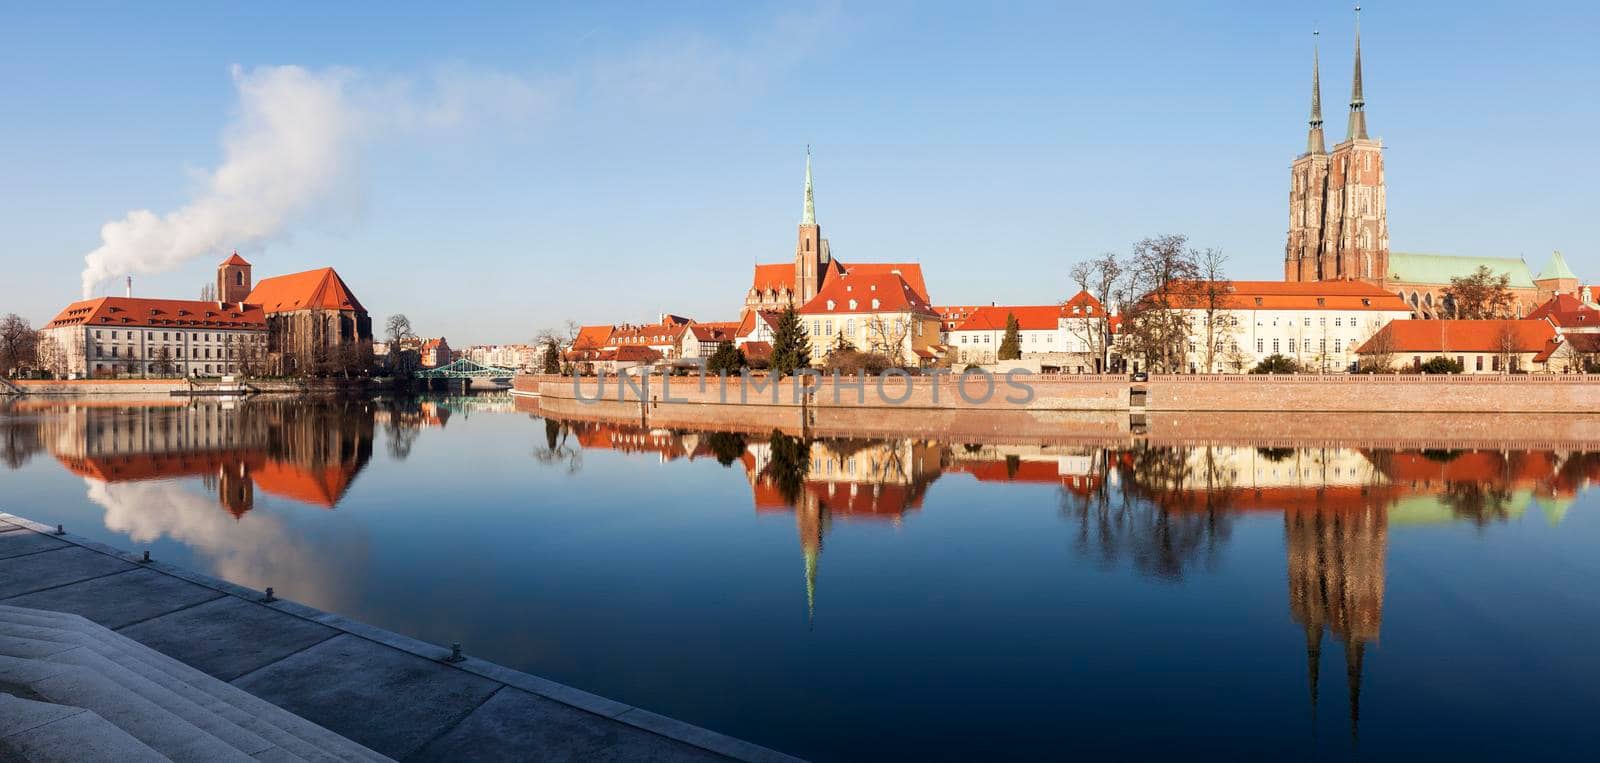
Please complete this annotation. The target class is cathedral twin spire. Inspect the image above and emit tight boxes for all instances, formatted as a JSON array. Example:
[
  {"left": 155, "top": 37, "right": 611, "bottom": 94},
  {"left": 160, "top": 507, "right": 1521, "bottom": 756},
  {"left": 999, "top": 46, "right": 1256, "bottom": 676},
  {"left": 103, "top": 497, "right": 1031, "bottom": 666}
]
[
  {"left": 1306, "top": 6, "right": 1369, "bottom": 155},
  {"left": 801, "top": 146, "right": 816, "bottom": 225}
]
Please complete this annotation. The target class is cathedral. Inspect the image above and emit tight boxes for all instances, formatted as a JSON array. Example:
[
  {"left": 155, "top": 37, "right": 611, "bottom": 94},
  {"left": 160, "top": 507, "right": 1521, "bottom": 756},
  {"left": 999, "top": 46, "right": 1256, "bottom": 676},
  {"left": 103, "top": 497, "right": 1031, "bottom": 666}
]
[
  {"left": 742, "top": 151, "right": 929, "bottom": 317},
  {"left": 1284, "top": 16, "right": 1387, "bottom": 285},
  {"left": 1282, "top": 11, "right": 1578, "bottom": 318}
]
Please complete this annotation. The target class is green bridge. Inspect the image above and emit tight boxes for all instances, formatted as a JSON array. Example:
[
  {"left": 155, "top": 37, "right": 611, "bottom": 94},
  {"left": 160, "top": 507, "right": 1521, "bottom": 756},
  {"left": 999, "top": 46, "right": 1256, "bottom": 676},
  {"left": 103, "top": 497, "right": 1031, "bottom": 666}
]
[{"left": 416, "top": 359, "right": 519, "bottom": 379}]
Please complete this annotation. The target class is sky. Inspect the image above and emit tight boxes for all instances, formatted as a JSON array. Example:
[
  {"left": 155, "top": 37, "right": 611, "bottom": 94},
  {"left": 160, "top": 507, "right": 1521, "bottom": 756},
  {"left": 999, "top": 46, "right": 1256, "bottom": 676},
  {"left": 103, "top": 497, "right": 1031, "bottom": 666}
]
[{"left": 1, "top": 1, "right": 1596, "bottom": 344}]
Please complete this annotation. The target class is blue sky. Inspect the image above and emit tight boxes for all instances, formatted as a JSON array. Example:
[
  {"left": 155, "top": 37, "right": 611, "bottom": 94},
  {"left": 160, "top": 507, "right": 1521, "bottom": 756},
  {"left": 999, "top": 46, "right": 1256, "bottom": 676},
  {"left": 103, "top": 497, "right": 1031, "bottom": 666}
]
[{"left": 2, "top": 1, "right": 1596, "bottom": 343}]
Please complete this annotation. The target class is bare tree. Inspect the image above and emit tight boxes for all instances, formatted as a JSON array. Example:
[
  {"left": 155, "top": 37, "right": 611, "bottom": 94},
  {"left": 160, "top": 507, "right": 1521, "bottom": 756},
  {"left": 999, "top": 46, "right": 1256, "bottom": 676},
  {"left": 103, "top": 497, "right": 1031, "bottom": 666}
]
[
  {"left": 0, "top": 314, "right": 39, "bottom": 378},
  {"left": 385, "top": 314, "right": 415, "bottom": 344},
  {"left": 150, "top": 345, "right": 176, "bottom": 376},
  {"left": 1195, "top": 248, "right": 1232, "bottom": 373},
  {"left": 864, "top": 315, "right": 912, "bottom": 366},
  {"left": 1120, "top": 235, "right": 1202, "bottom": 373},
  {"left": 1068, "top": 253, "right": 1124, "bottom": 373},
  {"left": 1493, "top": 323, "right": 1520, "bottom": 374},
  {"left": 200, "top": 283, "right": 217, "bottom": 302},
  {"left": 35, "top": 335, "right": 66, "bottom": 379},
  {"left": 1357, "top": 324, "right": 1396, "bottom": 373}
]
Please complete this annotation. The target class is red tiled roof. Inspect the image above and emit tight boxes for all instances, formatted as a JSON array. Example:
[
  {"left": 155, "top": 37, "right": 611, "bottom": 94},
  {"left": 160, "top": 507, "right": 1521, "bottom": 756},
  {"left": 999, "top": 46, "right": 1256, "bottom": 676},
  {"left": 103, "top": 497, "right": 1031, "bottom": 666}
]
[
  {"left": 797, "top": 271, "right": 935, "bottom": 316},
  {"left": 245, "top": 267, "right": 365, "bottom": 313},
  {"left": 751, "top": 264, "right": 796, "bottom": 294},
  {"left": 689, "top": 322, "right": 740, "bottom": 342},
  {"left": 951, "top": 305, "right": 1062, "bottom": 332},
  {"left": 1356, "top": 319, "right": 1557, "bottom": 354},
  {"left": 741, "top": 341, "right": 773, "bottom": 360},
  {"left": 737, "top": 311, "right": 781, "bottom": 338},
  {"left": 571, "top": 325, "right": 614, "bottom": 350},
  {"left": 45, "top": 297, "right": 267, "bottom": 331},
  {"left": 1062, "top": 290, "right": 1108, "bottom": 317},
  {"left": 1527, "top": 293, "right": 1600, "bottom": 328},
  {"left": 840, "top": 263, "right": 929, "bottom": 302},
  {"left": 222, "top": 252, "right": 251, "bottom": 266},
  {"left": 1534, "top": 332, "right": 1600, "bottom": 362},
  {"left": 1151, "top": 280, "right": 1409, "bottom": 311}
]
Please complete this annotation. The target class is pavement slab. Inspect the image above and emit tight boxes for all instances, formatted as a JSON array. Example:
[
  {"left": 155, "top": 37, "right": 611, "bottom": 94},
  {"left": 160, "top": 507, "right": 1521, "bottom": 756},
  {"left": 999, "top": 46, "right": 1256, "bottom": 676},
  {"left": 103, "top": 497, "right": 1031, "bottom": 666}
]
[
  {"left": 0, "top": 530, "right": 70, "bottom": 560},
  {"left": 5, "top": 568, "right": 226, "bottom": 630},
  {"left": 409, "top": 685, "right": 724, "bottom": 762},
  {"left": 233, "top": 633, "right": 501, "bottom": 760},
  {"left": 118, "top": 596, "right": 339, "bottom": 682},
  {"left": 0, "top": 548, "right": 136, "bottom": 599}
]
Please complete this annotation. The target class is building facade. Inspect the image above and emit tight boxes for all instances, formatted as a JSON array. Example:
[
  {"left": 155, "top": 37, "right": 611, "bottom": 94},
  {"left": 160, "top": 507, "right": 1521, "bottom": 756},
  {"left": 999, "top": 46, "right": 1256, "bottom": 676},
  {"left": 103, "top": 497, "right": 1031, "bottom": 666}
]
[
  {"left": 238, "top": 257, "right": 373, "bottom": 375},
  {"left": 40, "top": 297, "right": 268, "bottom": 378},
  {"left": 797, "top": 271, "right": 942, "bottom": 365},
  {"left": 1355, "top": 318, "right": 1559, "bottom": 374}
]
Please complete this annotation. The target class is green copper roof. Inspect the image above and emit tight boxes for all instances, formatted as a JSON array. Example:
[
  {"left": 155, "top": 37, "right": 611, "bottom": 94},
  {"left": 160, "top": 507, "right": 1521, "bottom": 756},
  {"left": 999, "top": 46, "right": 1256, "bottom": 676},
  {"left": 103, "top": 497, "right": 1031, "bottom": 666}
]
[
  {"left": 1537, "top": 250, "right": 1577, "bottom": 282},
  {"left": 1387, "top": 252, "right": 1536, "bottom": 289}
]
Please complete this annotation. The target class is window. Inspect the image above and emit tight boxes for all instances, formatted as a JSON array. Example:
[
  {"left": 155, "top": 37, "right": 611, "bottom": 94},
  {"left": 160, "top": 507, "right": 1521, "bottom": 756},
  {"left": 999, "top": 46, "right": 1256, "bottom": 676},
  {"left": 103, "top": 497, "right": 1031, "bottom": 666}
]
[
  {"left": 984, "top": 335, "right": 991, "bottom": 343},
  {"left": 1479, "top": 356, "right": 1487, "bottom": 371},
  {"left": 1335, "top": 317, "right": 1343, "bottom": 327},
  {"left": 1288, "top": 339, "right": 1297, "bottom": 353},
  {"left": 1303, "top": 317, "right": 1311, "bottom": 327},
  {"left": 1272, "top": 339, "right": 1280, "bottom": 353},
  {"left": 111, "top": 331, "right": 118, "bottom": 339},
  {"left": 1333, "top": 339, "right": 1342, "bottom": 353},
  {"left": 1256, "top": 339, "right": 1264, "bottom": 353},
  {"left": 1319, "top": 317, "right": 1326, "bottom": 326}
]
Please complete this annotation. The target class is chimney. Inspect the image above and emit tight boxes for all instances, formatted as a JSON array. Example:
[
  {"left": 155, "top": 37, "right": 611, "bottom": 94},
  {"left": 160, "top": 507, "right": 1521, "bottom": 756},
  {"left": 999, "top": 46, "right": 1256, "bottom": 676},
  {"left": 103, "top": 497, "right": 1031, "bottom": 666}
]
[{"left": 126, "top": 275, "right": 132, "bottom": 298}]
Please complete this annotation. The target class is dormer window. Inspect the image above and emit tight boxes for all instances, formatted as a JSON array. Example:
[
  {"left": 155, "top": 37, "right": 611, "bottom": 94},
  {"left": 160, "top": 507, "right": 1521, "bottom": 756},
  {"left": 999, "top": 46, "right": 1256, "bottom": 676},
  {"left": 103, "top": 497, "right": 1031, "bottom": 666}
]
[
  {"left": 1254, "top": 297, "right": 1263, "bottom": 306},
  {"left": 1316, "top": 298, "right": 1326, "bottom": 306},
  {"left": 848, "top": 299, "right": 857, "bottom": 310},
  {"left": 826, "top": 300, "right": 835, "bottom": 310},
  {"left": 871, "top": 299, "right": 880, "bottom": 309}
]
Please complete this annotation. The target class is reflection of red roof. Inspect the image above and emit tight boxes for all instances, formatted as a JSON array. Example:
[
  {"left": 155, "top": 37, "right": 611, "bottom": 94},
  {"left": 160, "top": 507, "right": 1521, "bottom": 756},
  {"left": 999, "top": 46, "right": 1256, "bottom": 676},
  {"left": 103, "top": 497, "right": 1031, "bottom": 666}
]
[
  {"left": 251, "top": 460, "right": 355, "bottom": 508},
  {"left": 46, "top": 297, "right": 267, "bottom": 331},
  {"left": 56, "top": 451, "right": 263, "bottom": 482},
  {"left": 245, "top": 268, "right": 365, "bottom": 313}
]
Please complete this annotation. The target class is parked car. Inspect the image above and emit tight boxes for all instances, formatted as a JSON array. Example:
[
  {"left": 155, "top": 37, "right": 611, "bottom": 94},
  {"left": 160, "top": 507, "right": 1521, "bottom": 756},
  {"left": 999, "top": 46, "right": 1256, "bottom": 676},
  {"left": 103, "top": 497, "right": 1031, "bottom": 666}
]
[{"left": 1130, "top": 371, "right": 1149, "bottom": 382}]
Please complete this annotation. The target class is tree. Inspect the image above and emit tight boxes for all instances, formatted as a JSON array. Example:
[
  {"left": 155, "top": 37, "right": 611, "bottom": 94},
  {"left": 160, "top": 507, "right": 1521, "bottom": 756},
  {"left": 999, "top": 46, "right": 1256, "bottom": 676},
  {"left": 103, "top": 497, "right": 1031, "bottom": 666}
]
[
  {"left": 200, "top": 283, "right": 216, "bottom": 301},
  {"left": 1419, "top": 356, "right": 1464, "bottom": 375},
  {"left": 707, "top": 340, "right": 747, "bottom": 375},
  {"left": 150, "top": 345, "right": 176, "bottom": 376},
  {"left": 864, "top": 314, "right": 913, "bottom": 366},
  {"left": 0, "top": 314, "right": 39, "bottom": 378},
  {"left": 35, "top": 335, "right": 66, "bottom": 379},
  {"left": 1249, "top": 354, "right": 1299, "bottom": 374},
  {"left": 385, "top": 314, "right": 415, "bottom": 344},
  {"left": 997, "top": 313, "right": 1022, "bottom": 360},
  {"left": 1493, "top": 323, "right": 1521, "bottom": 374},
  {"left": 541, "top": 338, "right": 562, "bottom": 374},
  {"left": 1068, "top": 252, "right": 1124, "bottom": 373},
  {"left": 1195, "top": 248, "right": 1231, "bottom": 373},
  {"left": 769, "top": 304, "right": 811, "bottom": 376},
  {"left": 831, "top": 329, "right": 854, "bottom": 355},
  {"left": 1356, "top": 323, "right": 1396, "bottom": 373},
  {"left": 1443, "top": 265, "right": 1517, "bottom": 319},
  {"left": 1120, "top": 234, "right": 1202, "bottom": 373}
]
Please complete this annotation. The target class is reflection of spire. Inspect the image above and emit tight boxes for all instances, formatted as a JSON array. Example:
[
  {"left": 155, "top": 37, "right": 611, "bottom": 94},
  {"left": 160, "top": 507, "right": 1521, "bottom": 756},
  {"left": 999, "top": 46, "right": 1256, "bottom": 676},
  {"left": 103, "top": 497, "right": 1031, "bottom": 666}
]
[
  {"left": 803, "top": 544, "right": 818, "bottom": 628},
  {"left": 1346, "top": 640, "right": 1365, "bottom": 743},
  {"left": 1306, "top": 624, "right": 1322, "bottom": 722}
]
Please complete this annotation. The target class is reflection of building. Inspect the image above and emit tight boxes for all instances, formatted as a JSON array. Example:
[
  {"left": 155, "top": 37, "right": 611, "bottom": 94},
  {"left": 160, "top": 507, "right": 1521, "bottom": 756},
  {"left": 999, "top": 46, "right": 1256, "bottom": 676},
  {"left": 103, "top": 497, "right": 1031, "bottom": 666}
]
[
  {"left": 44, "top": 400, "right": 374, "bottom": 516},
  {"left": 1286, "top": 503, "right": 1386, "bottom": 738}
]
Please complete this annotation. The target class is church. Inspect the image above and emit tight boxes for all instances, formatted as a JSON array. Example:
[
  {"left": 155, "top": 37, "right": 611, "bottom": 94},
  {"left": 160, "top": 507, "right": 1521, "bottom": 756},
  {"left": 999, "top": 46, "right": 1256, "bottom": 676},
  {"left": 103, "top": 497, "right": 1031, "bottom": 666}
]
[
  {"left": 742, "top": 152, "right": 930, "bottom": 317},
  {"left": 1282, "top": 10, "right": 1578, "bottom": 318}
]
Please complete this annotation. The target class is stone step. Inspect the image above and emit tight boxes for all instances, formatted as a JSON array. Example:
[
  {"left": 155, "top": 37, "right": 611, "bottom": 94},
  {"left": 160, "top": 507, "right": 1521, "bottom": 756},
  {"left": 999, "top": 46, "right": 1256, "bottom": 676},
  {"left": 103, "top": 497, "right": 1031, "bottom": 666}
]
[
  {"left": 1, "top": 605, "right": 390, "bottom": 762},
  {"left": 0, "top": 692, "right": 169, "bottom": 762}
]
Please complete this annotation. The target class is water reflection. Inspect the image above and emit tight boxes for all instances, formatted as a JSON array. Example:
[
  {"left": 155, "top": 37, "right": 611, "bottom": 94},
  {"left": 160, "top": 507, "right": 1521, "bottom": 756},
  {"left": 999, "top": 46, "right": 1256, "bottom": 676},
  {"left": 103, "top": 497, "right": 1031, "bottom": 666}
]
[{"left": 532, "top": 417, "right": 1599, "bottom": 740}]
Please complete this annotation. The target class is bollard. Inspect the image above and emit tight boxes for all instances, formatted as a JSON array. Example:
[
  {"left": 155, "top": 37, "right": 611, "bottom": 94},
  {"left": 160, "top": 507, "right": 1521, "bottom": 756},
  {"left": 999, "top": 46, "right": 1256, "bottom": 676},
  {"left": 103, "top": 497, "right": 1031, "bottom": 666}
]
[
  {"left": 141, "top": 550, "right": 151, "bottom": 563},
  {"left": 55, "top": 524, "right": 65, "bottom": 535},
  {"left": 444, "top": 642, "right": 465, "bottom": 663},
  {"left": 261, "top": 587, "right": 278, "bottom": 603}
]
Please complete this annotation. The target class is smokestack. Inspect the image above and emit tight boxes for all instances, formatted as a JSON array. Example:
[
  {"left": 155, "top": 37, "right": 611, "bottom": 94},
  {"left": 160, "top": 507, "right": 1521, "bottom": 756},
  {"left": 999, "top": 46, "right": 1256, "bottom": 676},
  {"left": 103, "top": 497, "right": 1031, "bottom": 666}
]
[{"left": 126, "top": 275, "right": 132, "bottom": 298}]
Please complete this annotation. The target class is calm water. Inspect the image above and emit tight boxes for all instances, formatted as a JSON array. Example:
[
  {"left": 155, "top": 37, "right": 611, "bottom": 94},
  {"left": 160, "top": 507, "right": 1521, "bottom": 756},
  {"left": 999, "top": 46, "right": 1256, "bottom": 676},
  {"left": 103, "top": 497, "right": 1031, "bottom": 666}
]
[{"left": 2, "top": 395, "right": 1598, "bottom": 761}]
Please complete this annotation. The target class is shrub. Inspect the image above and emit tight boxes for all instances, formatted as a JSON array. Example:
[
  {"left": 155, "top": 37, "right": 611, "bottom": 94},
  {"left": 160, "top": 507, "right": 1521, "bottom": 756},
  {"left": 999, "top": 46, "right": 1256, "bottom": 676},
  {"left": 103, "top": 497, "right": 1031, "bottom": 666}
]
[
  {"left": 823, "top": 348, "right": 892, "bottom": 375},
  {"left": 1418, "top": 356, "right": 1464, "bottom": 375},
  {"left": 1249, "top": 354, "right": 1299, "bottom": 374}
]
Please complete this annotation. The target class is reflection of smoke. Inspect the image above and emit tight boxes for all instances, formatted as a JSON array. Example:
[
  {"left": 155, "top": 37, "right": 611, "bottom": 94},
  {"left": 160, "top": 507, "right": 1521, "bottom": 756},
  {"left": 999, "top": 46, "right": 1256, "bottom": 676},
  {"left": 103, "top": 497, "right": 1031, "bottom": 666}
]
[{"left": 84, "top": 479, "right": 363, "bottom": 612}]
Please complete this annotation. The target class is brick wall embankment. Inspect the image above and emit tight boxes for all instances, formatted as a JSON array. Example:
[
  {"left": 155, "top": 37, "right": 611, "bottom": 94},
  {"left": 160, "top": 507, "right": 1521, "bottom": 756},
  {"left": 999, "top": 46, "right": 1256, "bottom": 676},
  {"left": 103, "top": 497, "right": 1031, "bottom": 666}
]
[
  {"left": 1142, "top": 374, "right": 1600, "bottom": 413},
  {"left": 14, "top": 379, "right": 190, "bottom": 396},
  {"left": 528, "top": 374, "right": 1130, "bottom": 411}
]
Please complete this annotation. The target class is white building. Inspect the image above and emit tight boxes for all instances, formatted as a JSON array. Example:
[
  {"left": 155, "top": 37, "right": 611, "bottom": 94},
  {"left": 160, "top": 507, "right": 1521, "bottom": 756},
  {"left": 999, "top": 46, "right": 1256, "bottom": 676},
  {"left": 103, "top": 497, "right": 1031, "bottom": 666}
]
[
  {"left": 41, "top": 297, "right": 269, "bottom": 379},
  {"left": 1153, "top": 280, "right": 1413, "bottom": 373}
]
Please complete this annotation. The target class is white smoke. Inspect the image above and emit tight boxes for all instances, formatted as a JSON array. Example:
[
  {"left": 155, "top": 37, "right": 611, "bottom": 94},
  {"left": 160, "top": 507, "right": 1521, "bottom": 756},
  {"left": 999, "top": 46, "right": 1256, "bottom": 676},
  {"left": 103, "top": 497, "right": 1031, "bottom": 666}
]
[{"left": 80, "top": 66, "right": 362, "bottom": 297}]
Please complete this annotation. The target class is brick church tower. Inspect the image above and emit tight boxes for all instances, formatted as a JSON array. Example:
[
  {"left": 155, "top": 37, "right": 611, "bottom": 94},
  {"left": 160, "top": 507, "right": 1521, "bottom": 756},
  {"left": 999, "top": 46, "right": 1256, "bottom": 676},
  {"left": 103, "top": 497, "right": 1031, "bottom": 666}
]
[
  {"left": 217, "top": 251, "right": 252, "bottom": 303},
  {"left": 1286, "top": 9, "right": 1388, "bottom": 284},
  {"left": 793, "top": 148, "right": 829, "bottom": 306}
]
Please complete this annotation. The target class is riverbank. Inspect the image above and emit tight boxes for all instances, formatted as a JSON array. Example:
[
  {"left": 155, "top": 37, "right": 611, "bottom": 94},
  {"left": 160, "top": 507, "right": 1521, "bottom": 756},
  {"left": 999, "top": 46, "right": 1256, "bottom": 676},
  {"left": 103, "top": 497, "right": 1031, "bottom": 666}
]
[
  {"left": 0, "top": 511, "right": 801, "bottom": 762},
  {"left": 515, "top": 372, "right": 1600, "bottom": 413},
  {"left": 7, "top": 378, "right": 376, "bottom": 397}
]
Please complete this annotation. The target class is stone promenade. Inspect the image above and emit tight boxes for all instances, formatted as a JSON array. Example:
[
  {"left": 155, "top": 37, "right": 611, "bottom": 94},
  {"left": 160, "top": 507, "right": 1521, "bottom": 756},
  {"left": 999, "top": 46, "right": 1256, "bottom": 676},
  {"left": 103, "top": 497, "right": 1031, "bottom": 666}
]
[{"left": 0, "top": 512, "right": 801, "bottom": 762}]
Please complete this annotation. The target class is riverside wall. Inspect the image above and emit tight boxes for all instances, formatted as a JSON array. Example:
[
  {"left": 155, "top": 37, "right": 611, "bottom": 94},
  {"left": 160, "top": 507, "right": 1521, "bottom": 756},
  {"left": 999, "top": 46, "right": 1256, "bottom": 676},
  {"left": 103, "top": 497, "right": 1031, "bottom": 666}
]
[{"left": 517, "top": 372, "right": 1600, "bottom": 414}]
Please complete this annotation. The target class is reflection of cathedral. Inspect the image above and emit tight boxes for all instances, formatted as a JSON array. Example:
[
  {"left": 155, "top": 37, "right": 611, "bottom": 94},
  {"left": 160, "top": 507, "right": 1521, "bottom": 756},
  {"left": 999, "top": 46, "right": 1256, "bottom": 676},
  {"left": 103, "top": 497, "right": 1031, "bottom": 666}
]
[
  {"left": 44, "top": 399, "right": 375, "bottom": 516},
  {"left": 1286, "top": 504, "right": 1386, "bottom": 738}
]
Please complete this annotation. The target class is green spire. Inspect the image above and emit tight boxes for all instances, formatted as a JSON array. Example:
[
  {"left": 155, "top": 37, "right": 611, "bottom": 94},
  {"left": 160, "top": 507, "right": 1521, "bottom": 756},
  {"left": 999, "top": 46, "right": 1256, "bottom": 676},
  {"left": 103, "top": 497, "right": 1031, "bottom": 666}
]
[
  {"left": 1308, "top": 30, "right": 1326, "bottom": 155},
  {"left": 1538, "top": 250, "right": 1577, "bottom": 282},
  {"left": 801, "top": 146, "right": 816, "bottom": 225},
  {"left": 1347, "top": 5, "right": 1369, "bottom": 140}
]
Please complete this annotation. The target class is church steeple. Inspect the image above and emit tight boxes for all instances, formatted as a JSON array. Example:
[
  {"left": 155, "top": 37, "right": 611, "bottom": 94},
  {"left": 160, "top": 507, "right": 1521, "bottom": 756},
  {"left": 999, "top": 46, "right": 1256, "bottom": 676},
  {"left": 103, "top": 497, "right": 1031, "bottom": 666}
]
[
  {"left": 801, "top": 146, "right": 816, "bottom": 225},
  {"left": 1307, "top": 30, "right": 1327, "bottom": 155},
  {"left": 1347, "top": 5, "right": 1369, "bottom": 141}
]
